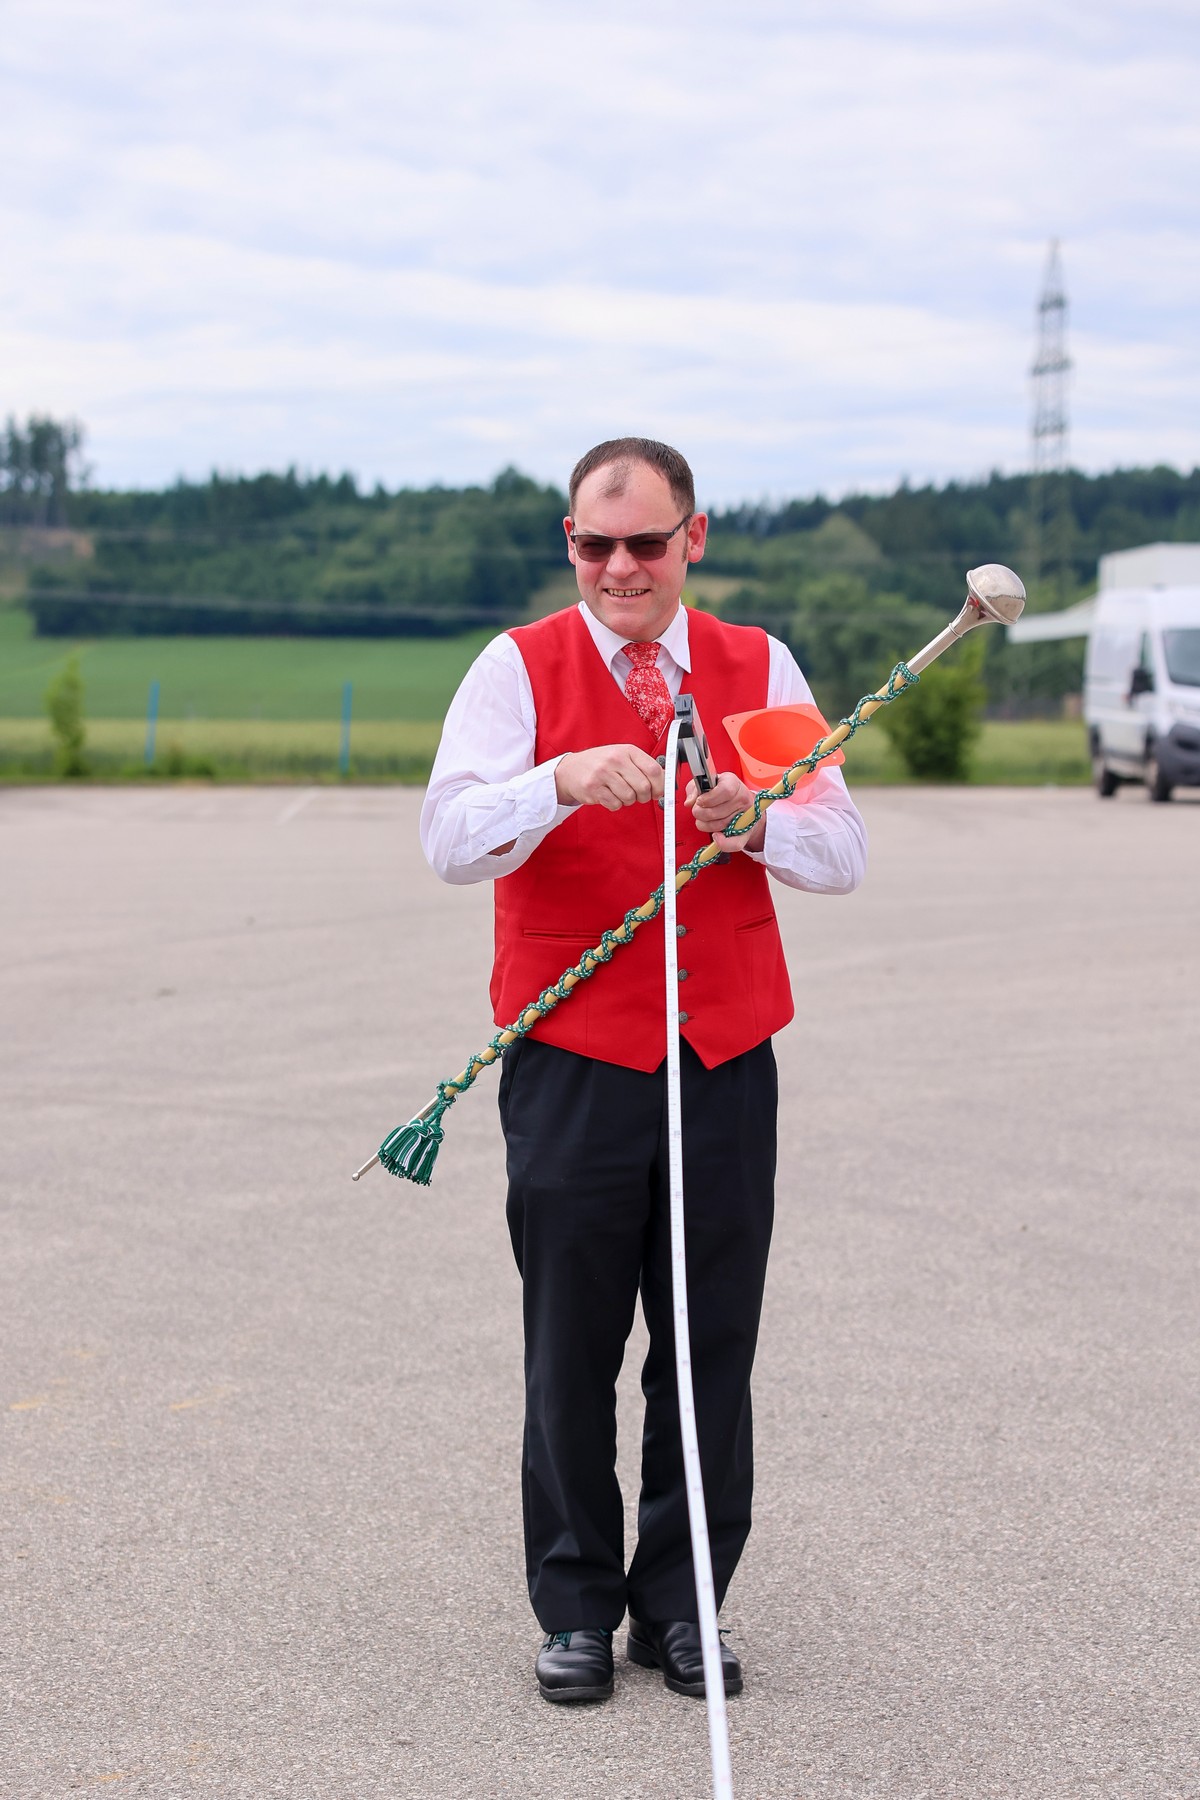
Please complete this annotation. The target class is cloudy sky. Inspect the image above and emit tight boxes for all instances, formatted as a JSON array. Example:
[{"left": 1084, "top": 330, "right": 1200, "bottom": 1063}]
[{"left": 4, "top": 0, "right": 1198, "bottom": 502}]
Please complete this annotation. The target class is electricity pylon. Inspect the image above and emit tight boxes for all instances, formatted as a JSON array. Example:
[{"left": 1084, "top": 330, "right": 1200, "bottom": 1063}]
[{"left": 1029, "top": 239, "right": 1072, "bottom": 602}]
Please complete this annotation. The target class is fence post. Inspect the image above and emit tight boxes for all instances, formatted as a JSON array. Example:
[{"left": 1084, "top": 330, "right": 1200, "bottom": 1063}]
[
  {"left": 339, "top": 680, "right": 353, "bottom": 777},
  {"left": 145, "top": 679, "right": 160, "bottom": 767}
]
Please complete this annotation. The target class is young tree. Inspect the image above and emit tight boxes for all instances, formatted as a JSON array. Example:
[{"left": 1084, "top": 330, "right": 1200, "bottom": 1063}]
[
  {"left": 44, "top": 655, "right": 89, "bottom": 777},
  {"left": 878, "top": 636, "right": 987, "bottom": 781}
]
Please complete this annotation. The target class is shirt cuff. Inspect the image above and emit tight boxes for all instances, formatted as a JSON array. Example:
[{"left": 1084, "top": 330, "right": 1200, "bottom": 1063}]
[
  {"left": 752, "top": 790, "right": 861, "bottom": 890},
  {"left": 743, "top": 790, "right": 808, "bottom": 862}
]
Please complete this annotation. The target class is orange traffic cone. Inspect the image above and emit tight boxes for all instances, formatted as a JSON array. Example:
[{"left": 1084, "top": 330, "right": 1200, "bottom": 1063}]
[{"left": 722, "top": 703, "right": 845, "bottom": 791}]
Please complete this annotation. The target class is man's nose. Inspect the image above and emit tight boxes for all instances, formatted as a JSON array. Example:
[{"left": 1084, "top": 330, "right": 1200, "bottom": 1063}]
[{"left": 605, "top": 541, "right": 640, "bottom": 578}]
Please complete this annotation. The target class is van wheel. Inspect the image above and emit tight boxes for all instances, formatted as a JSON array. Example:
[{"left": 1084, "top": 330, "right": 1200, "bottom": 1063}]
[
  {"left": 1146, "top": 744, "right": 1173, "bottom": 802},
  {"left": 1093, "top": 753, "right": 1119, "bottom": 798}
]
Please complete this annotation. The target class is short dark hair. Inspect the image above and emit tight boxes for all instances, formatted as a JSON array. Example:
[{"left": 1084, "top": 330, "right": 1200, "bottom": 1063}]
[{"left": 568, "top": 437, "right": 696, "bottom": 517}]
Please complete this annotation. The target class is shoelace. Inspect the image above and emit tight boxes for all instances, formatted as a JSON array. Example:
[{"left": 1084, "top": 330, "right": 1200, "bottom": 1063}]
[{"left": 544, "top": 1629, "right": 613, "bottom": 1650}]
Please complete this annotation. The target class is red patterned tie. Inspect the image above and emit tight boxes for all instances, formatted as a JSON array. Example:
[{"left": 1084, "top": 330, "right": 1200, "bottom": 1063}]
[{"left": 621, "top": 641, "right": 675, "bottom": 739}]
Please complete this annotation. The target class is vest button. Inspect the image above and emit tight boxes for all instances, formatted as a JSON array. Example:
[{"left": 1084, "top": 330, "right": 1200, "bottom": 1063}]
[
  {"left": 677, "top": 968, "right": 688, "bottom": 981},
  {"left": 678, "top": 1011, "right": 689, "bottom": 1024},
  {"left": 676, "top": 924, "right": 688, "bottom": 937}
]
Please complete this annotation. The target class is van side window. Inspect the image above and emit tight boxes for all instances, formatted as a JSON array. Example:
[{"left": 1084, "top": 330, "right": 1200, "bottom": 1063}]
[
  {"left": 1087, "top": 630, "right": 1139, "bottom": 681},
  {"left": 1129, "top": 632, "right": 1155, "bottom": 698}
]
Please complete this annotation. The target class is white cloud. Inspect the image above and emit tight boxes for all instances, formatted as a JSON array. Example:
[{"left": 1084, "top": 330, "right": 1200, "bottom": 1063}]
[{"left": 2, "top": 0, "right": 1197, "bottom": 496}]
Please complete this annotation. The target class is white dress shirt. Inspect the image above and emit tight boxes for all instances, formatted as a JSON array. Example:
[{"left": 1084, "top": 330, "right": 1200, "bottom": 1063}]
[{"left": 420, "top": 601, "right": 867, "bottom": 894}]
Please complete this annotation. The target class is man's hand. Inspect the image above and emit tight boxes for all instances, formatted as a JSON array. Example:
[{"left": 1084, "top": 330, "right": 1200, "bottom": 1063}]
[
  {"left": 555, "top": 744, "right": 667, "bottom": 811},
  {"left": 686, "top": 770, "right": 767, "bottom": 853}
]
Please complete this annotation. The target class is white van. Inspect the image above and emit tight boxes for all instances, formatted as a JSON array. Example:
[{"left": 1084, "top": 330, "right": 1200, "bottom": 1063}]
[{"left": 1084, "top": 546, "right": 1200, "bottom": 801}]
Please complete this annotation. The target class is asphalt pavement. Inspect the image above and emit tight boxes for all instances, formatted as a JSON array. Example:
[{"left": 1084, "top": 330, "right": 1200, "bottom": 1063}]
[{"left": 2, "top": 782, "right": 1198, "bottom": 1799}]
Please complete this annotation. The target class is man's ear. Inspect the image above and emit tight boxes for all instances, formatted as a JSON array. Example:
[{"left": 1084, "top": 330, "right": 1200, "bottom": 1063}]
[
  {"left": 686, "top": 512, "right": 709, "bottom": 563},
  {"left": 562, "top": 516, "right": 576, "bottom": 565}
]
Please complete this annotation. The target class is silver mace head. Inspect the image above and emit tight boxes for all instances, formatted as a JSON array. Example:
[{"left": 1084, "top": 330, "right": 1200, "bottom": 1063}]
[
  {"left": 907, "top": 565, "right": 1026, "bottom": 675},
  {"left": 964, "top": 564, "right": 1027, "bottom": 626}
]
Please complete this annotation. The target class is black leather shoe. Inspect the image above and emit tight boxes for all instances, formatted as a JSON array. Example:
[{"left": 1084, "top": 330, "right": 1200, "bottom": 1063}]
[
  {"left": 627, "top": 1617, "right": 743, "bottom": 1698},
  {"left": 535, "top": 1628, "right": 614, "bottom": 1703}
]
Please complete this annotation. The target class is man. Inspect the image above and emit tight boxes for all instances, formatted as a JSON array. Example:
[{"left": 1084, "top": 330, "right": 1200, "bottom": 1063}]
[{"left": 421, "top": 438, "right": 866, "bottom": 1704}]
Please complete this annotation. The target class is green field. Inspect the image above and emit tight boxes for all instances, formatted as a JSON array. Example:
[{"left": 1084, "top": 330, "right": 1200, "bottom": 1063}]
[
  {"left": 0, "top": 603, "right": 1091, "bottom": 784},
  {"left": 0, "top": 604, "right": 497, "bottom": 722}
]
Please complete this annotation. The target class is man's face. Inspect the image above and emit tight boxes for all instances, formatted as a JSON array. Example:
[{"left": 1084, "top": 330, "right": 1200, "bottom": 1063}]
[{"left": 564, "top": 462, "right": 708, "bottom": 642}]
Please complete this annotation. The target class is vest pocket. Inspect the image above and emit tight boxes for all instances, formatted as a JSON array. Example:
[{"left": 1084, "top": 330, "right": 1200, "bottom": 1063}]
[
  {"left": 522, "top": 928, "right": 605, "bottom": 941},
  {"left": 734, "top": 913, "right": 784, "bottom": 1038}
]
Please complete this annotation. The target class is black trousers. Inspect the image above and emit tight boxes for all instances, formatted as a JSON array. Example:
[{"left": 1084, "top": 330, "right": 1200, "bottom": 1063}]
[{"left": 498, "top": 1034, "right": 777, "bottom": 1632}]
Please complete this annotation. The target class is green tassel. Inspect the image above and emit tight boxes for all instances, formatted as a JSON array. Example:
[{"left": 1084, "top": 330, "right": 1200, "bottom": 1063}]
[{"left": 378, "top": 1099, "right": 449, "bottom": 1186}]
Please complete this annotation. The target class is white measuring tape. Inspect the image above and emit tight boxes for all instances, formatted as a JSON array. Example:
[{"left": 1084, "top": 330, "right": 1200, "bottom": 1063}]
[{"left": 661, "top": 717, "right": 735, "bottom": 1800}]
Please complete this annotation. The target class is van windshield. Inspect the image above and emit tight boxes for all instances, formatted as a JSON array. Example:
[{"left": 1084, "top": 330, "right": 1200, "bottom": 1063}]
[{"left": 1163, "top": 629, "right": 1200, "bottom": 687}]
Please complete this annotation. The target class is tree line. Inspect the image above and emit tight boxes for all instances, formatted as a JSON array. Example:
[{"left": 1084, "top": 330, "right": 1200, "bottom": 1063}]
[
  {"left": 1, "top": 415, "right": 88, "bottom": 527},
  {"left": 26, "top": 459, "right": 566, "bottom": 638},
  {"left": 10, "top": 412, "right": 1200, "bottom": 706},
  {"left": 702, "top": 465, "right": 1200, "bottom": 709}
]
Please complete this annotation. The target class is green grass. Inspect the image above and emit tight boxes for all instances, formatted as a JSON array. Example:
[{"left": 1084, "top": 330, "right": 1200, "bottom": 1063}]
[
  {"left": 0, "top": 604, "right": 498, "bottom": 722},
  {"left": 0, "top": 716, "right": 442, "bottom": 781},
  {"left": 0, "top": 710, "right": 1091, "bottom": 786},
  {"left": 0, "top": 601, "right": 1092, "bottom": 785}
]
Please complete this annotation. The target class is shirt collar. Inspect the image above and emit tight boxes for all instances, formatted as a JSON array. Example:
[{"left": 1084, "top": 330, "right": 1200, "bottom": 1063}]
[{"left": 576, "top": 599, "right": 692, "bottom": 674}]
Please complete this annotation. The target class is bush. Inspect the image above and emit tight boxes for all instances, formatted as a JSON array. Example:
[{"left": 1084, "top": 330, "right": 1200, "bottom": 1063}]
[
  {"left": 44, "top": 654, "right": 89, "bottom": 777},
  {"left": 878, "top": 636, "right": 985, "bottom": 780},
  {"left": 161, "top": 741, "right": 216, "bottom": 779}
]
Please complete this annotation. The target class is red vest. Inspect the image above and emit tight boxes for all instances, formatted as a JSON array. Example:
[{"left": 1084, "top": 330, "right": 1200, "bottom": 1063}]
[{"left": 491, "top": 605, "right": 794, "bottom": 1071}]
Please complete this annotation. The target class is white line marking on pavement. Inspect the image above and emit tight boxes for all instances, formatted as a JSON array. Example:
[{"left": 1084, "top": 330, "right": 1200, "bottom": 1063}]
[{"left": 276, "top": 789, "right": 317, "bottom": 826}]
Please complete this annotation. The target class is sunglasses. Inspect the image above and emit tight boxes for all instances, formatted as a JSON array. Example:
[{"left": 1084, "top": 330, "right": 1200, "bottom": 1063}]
[{"left": 569, "top": 515, "right": 691, "bottom": 563}]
